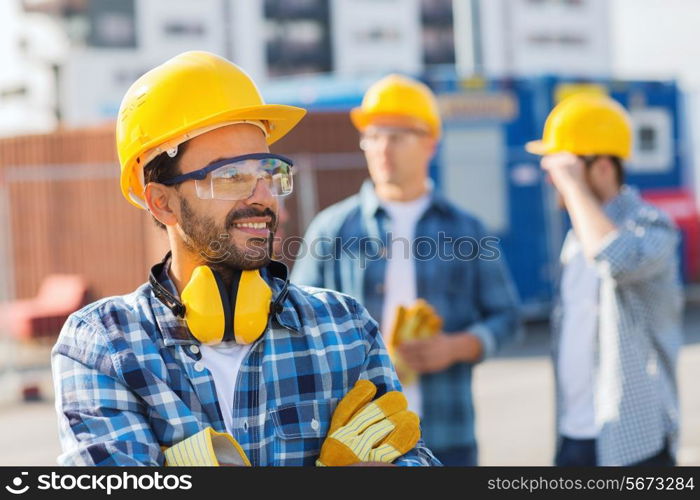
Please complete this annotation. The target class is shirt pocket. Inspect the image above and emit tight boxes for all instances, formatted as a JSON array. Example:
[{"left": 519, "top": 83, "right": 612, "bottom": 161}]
[
  {"left": 429, "top": 268, "right": 475, "bottom": 331},
  {"left": 269, "top": 399, "right": 337, "bottom": 466}
]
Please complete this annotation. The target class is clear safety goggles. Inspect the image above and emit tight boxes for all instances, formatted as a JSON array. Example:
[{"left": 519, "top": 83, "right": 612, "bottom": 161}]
[{"left": 160, "top": 153, "right": 294, "bottom": 201}]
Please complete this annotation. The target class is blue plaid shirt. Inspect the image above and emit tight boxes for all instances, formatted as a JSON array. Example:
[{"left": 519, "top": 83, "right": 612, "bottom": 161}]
[
  {"left": 51, "top": 261, "right": 440, "bottom": 466},
  {"left": 291, "top": 180, "right": 521, "bottom": 451}
]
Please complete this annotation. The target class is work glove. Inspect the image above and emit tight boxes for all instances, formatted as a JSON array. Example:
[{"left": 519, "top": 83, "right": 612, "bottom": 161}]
[
  {"left": 164, "top": 427, "right": 251, "bottom": 466},
  {"left": 316, "top": 379, "right": 420, "bottom": 466},
  {"left": 388, "top": 299, "right": 443, "bottom": 385}
]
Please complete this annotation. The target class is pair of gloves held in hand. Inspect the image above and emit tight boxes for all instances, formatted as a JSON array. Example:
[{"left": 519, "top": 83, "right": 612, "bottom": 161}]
[
  {"left": 164, "top": 379, "right": 420, "bottom": 466},
  {"left": 389, "top": 299, "right": 443, "bottom": 386}
]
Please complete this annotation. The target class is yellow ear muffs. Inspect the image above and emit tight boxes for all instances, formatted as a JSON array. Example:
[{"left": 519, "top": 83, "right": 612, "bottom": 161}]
[
  {"left": 180, "top": 266, "right": 273, "bottom": 345},
  {"left": 180, "top": 266, "right": 230, "bottom": 345},
  {"left": 231, "top": 270, "right": 273, "bottom": 344}
]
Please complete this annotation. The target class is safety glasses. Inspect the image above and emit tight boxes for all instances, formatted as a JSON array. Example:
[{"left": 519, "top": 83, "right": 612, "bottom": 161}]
[
  {"left": 359, "top": 126, "right": 429, "bottom": 151},
  {"left": 160, "top": 153, "right": 294, "bottom": 201}
]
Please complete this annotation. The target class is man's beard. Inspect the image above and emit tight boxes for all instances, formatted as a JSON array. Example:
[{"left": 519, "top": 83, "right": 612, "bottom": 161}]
[{"left": 178, "top": 196, "right": 277, "bottom": 280}]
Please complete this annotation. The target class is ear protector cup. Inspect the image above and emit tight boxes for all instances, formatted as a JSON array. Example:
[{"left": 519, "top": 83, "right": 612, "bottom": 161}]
[{"left": 232, "top": 269, "right": 273, "bottom": 344}]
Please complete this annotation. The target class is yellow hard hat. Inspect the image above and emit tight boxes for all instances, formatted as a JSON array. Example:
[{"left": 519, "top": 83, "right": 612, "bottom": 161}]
[
  {"left": 117, "top": 50, "right": 307, "bottom": 208},
  {"left": 526, "top": 93, "right": 632, "bottom": 159},
  {"left": 350, "top": 74, "right": 441, "bottom": 139}
]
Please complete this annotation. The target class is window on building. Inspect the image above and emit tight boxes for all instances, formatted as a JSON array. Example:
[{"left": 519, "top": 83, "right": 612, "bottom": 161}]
[
  {"left": 163, "top": 21, "right": 206, "bottom": 38},
  {"left": 265, "top": 0, "right": 331, "bottom": 77},
  {"left": 421, "top": 0, "right": 455, "bottom": 66},
  {"left": 86, "top": 0, "right": 136, "bottom": 48}
]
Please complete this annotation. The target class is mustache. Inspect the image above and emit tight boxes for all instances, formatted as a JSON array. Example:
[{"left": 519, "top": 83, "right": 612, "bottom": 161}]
[{"left": 226, "top": 207, "right": 277, "bottom": 230}]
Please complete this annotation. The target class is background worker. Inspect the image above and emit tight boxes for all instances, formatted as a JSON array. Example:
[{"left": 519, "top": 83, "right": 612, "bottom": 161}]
[
  {"left": 291, "top": 74, "right": 521, "bottom": 466},
  {"left": 51, "top": 52, "right": 438, "bottom": 466},
  {"left": 527, "top": 93, "right": 684, "bottom": 466}
]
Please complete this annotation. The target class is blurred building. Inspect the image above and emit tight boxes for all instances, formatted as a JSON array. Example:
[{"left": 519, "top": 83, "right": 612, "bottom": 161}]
[
  {"left": 0, "top": 0, "right": 615, "bottom": 133},
  {"left": 477, "top": 0, "right": 611, "bottom": 77},
  {"left": 609, "top": 0, "right": 700, "bottom": 208},
  {"left": 0, "top": 0, "right": 69, "bottom": 136}
]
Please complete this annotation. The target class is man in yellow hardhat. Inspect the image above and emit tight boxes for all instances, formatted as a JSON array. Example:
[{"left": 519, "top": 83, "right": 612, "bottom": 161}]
[
  {"left": 291, "top": 74, "right": 521, "bottom": 465},
  {"left": 51, "top": 51, "right": 439, "bottom": 467},
  {"left": 527, "top": 93, "right": 683, "bottom": 466}
]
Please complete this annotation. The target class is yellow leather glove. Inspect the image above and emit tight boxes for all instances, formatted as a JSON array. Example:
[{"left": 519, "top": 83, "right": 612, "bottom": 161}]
[
  {"left": 316, "top": 379, "right": 420, "bottom": 466},
  {"left": 388, "top": 300, "right": 443, "bottom": 385},
  {"left": 164, "top": 427, "right": 251, "bottom": 466}
]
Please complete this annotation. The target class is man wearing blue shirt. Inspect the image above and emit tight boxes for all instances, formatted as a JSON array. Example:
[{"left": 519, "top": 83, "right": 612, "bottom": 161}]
[
  {"left": 51, "top": 52, "right": 439, "bottom": 467},
  {"left": 291, "top": 74, "right": 521, "bottom": 466}
]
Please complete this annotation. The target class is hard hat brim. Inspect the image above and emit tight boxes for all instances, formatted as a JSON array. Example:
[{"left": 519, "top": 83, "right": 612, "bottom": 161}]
[
  {"left": 525, "top": 140, "right": 551, "bottom": 156},
  {"left": 350, "top": 107, "right": 370, "bottom": 131},
  {"left": 231, "top": 103, "right": 307, "bottom": 145},
  {"left": 351, "top": 108, "right": 437, "bottom": 137}
]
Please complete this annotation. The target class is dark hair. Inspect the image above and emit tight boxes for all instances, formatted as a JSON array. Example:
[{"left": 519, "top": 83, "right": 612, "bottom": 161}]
[
  {"left": 142, "top": 141, "right": 189, "bottom": 230},
  {"left": 582, "top": 155, "right": 624, "bottom": 186}
]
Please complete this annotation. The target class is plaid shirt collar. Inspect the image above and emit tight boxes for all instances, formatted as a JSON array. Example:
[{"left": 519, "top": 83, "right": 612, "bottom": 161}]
[{"left": 150, "top": 255, "right": 302, "bottom": 347}]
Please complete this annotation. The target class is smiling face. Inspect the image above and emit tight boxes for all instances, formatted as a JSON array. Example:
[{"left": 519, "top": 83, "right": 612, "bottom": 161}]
[{"left": 155, "top": 123, "right": 279, "bottom": 273}]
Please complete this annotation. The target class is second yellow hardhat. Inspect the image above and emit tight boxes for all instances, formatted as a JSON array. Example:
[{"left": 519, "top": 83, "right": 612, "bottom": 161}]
[
  {"left": 351, "top": 74, "right": 441, "bottom": 139},
  {"left": 526, "top": 93, "right": 633, "bottom": 159},
  {"left": 116, "top": 51, "right": 307, "bottom": 209}
]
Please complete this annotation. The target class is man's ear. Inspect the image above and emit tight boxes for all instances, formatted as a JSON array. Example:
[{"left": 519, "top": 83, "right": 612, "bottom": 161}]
[{"left": 144, "top": 183, "right": 178, "bottom": 227}]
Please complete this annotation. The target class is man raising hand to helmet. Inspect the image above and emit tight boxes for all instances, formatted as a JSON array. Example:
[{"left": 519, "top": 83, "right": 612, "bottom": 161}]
[{"left": 51, "top": 51, "right": 439, "bottom": 467}]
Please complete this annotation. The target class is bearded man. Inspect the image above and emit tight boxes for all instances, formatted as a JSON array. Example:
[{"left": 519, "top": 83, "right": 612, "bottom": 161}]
[{"left": 51, "top": 51, "right": 439, "bottom": 467}]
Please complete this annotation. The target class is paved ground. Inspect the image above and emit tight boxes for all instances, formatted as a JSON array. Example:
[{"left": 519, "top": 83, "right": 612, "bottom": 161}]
[
  {"left": 474, "top": 309, "right": 700, "bottom": 466},
  {"left": 0, "top": 307, "right": 698, "bottom": 466}
]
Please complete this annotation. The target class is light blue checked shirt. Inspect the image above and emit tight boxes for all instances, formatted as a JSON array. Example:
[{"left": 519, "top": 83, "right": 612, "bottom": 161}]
[
  {"left": 552, "top": 186, "right": 684, "bottom": 466},
  {"left": 51, "top": 262, "right": 440, "bottom": 466}
]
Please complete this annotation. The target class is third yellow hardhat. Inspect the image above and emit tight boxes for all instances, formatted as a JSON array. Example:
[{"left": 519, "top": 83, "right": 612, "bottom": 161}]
[
  {"left": 351, "top": 74, "right": 441, "bottom": 139},
  {"left": 526, "top": 93, "right": 632, "bottom": 159}
]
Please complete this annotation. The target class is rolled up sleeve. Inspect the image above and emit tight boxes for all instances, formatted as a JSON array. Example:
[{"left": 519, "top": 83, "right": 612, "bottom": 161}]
[{"left": 593, "top": 211, "right": 679, "bottom": 286}]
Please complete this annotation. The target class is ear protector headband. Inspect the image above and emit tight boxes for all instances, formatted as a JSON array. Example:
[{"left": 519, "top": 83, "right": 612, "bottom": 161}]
[{"left": 149, "top": 252, "right": 289, "bottom": 345}]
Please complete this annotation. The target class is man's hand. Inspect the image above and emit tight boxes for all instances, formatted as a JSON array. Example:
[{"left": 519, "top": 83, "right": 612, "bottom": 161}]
[
  {"left": 540, "top": 152, "right": 618, "bottom": 259},
  {"left": 316, "top": 380, "right": 420, "bottom": 466},
  {"left": 397, "top": 333, "right": 484, "bottom": 374},
  {"left": 540, "top": 152, "right": 588, "bottom": 196}
]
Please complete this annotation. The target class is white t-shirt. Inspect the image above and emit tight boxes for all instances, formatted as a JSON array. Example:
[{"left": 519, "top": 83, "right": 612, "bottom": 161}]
[
  {"left": 165, "top": 266, "right": 253, "bottom": 436},
  {"left": 199, "top": 341, "right": 252, "bottom": 436},
  {"left": 380, "top": 192, "right": 431, "bottom": 417},
  {"left": 558, "top": 235, "right": 600, "bottom": 439}
]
